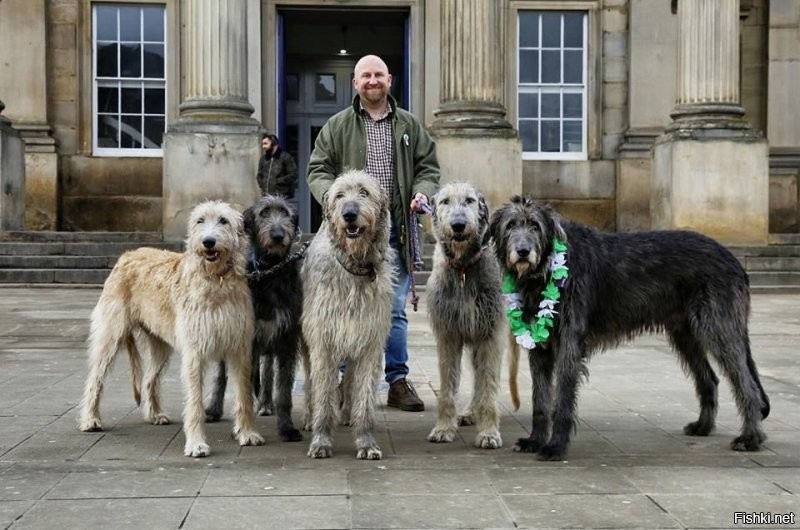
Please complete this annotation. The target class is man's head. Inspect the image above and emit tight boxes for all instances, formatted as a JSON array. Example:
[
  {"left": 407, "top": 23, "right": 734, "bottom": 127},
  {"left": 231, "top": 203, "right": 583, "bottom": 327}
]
[
  {"left": 353, "top": 55, "right": 392, "bottom": 107},
  {"left": 261, "top": 134, "right": 279, "bottom": 154}
]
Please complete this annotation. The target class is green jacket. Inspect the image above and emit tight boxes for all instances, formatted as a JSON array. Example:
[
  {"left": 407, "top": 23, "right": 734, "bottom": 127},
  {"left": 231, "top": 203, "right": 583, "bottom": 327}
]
[{"left": 307, "top": 95, "right": 440, "bottom": 270}]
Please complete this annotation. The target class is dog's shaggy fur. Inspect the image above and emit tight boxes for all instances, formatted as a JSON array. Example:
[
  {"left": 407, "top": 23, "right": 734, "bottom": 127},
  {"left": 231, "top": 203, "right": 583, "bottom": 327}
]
[
  {"left": 302, "top": 170, "right": 395, "bottom": 460},
  {"left": 489, "top": 196, "right": 770, "bottom": 461},
  {"left": 78, "top": 201, "right": 264, "bottom": 457},
  {"left": 426, "top": 182, "right": 505, "bottom": 449},
  {"left": 205, "top": 195, "right": 304, "bottom": 442}
]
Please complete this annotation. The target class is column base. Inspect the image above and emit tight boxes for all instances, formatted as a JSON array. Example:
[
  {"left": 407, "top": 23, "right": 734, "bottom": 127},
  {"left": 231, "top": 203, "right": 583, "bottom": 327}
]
[
  {"left": 430, "top": 101, "right": 517, "bottom": 139},
  {"left": 432, "top": 134, "right": 522, "bottom": 211},
  {"left": 652, "top": 130, "right": 769, "bottom": 245},
  {"left": 0, "top": 116, "right": 26, "bottom": 231},
  {"left": 15, "top": 123, "right": 58, "bottom": 230},
  {"left": 162, "top": 122, "right": 261, "bottom": 241},
  {"left": 178, "top": 97, "right": 258, "bottom": 123}
]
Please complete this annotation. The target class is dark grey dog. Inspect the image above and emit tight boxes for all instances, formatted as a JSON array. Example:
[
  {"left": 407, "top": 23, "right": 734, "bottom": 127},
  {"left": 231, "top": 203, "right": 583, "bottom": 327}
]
[
  {"left": 205, "top": 195, "right": 304, "bottom": 442},
  {"left": 489, "top": 196, "right": 770, "bottom": 461},
  {"left": 426, "top": 182, "right": 505, "bottom": 449}
]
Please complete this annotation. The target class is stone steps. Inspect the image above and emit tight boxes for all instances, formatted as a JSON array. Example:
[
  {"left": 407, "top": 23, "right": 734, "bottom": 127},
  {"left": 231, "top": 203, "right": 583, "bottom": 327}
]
[
  {"left": 2, "top": 232, "right": 800, "bottom": 290},
  {"left": 0, "top": 232, "right": 181, "bottom": 285}
]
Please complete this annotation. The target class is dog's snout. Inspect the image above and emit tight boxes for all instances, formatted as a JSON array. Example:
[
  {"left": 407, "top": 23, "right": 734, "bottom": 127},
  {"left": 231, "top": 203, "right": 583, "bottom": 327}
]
[
  {"left": 516, "top": 247, "right": 530, "bottom": 258},
  {"left": 450, "top": 221, "right": 466, "bottom": 233},
  {"left": 342, "top": 202, "right": 359, "bottom": 224},
  {"left": 202, "top": 237, "right": 216, "bottom": 249},
  {"left": 269, "top": 226, "right": 285, "bottom": 242}
]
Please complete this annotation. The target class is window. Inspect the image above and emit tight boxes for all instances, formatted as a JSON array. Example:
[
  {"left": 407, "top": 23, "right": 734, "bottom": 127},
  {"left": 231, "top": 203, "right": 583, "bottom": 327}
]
[
  {"left": 93, "top": 4, "right": 166, "bottom": 156},
  {"left": 518, "top": 11, "right": 587, "bottom": 160}
]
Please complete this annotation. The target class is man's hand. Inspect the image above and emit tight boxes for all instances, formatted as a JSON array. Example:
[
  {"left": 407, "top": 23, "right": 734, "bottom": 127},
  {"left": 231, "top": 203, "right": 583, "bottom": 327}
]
[{"left": 410, "top": 193, "right": 432, "bottom": 214}]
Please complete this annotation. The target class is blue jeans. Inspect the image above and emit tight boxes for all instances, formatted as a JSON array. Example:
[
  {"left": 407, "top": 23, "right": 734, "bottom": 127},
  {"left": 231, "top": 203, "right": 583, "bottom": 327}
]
[{"left": 385, "top": 224, "right": 410, "bottom": 384}]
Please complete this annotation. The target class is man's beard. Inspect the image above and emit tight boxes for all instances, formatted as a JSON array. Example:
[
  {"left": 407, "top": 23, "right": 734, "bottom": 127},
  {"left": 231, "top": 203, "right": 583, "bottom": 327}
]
[{"left": 361, "top": 87, "right": 387, "bottom": 104}]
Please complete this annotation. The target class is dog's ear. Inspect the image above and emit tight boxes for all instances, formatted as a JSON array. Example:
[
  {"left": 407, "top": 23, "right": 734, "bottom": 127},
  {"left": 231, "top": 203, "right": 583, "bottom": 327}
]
[
  {"left": 478, "top": 194, "right": 491, "bottom": 246},
  {"left": 429, "top": 191, "right": 439, "bottom": 221},
  {"left": 243, "top": 205, "right": 256, "bottom": 235},
  {"left": 546, "top": 205, "right": 568, "bottom": 243},
  {"left": 488, "top": 204, "right": 506, "bottom": 242}
]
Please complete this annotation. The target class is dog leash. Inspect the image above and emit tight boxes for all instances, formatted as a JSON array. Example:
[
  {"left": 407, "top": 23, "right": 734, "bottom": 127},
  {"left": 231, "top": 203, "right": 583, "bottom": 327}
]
[{"left": 408, "top": 200, "right": 433, "bottom": 312}]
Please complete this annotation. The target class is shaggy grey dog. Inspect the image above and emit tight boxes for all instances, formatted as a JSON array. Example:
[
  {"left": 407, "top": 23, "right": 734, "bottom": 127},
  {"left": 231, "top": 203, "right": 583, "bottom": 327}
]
[
  {"left": 426, "top": 182, "right": 505, "bottom": 449},
  {"left": 489, "top": 196, "right": 770, "bottom": 461},
  {"left": 205, "top": 195, "right": 304, "bottom": 442},
  {"left": 302, "top": 170, "right": 396, "bottom": 460}
]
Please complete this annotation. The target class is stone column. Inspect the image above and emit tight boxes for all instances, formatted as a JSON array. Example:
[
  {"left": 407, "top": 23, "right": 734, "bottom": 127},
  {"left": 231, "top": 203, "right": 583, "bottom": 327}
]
[
  {"left": 766, "top": 1, "right": 800, "bottom": 233},
  {"left": 430, "top": 0, "right": 521, "bottom": 210},
  {"left": 652, "top": 0, "right": 768, "bottom": 244},
  {"left": 0, "top": 101, "right": 26, "bottom": 231},
  {"left": 0, "top": 0, "right": 58, "bottom": 230},
  {"left": 162, "top": 0, "right": 261, "bottom": 240}
]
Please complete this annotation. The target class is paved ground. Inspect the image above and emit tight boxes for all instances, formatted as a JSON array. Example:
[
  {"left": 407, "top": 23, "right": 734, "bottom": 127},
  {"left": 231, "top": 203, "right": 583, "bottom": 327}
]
[{"left": 0, "top": 287, "right": 798, "bottom": 529}]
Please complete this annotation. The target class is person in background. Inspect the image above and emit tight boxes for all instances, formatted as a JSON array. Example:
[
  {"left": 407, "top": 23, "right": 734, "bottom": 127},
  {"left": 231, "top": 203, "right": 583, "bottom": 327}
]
[{"left": 257, "top": 133, "right": 298, "bottom": 199}]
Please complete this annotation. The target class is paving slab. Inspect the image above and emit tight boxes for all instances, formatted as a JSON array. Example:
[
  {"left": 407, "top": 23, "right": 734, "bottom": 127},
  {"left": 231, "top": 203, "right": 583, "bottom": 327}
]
[{"left": 0, "top": 287, "right": 798, "bottom": 529}]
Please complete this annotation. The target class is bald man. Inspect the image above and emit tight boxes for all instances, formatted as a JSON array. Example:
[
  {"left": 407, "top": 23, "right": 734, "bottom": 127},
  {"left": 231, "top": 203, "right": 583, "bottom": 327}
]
[{"left": 307, "top": 54, "right": 440, "bottom": 412}]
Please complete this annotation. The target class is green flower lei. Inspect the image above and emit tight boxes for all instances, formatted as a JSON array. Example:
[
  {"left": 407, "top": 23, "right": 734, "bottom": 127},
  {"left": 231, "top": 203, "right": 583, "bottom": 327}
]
[{"left": 502, "top": 238, "right": 568, "bottom": 349}]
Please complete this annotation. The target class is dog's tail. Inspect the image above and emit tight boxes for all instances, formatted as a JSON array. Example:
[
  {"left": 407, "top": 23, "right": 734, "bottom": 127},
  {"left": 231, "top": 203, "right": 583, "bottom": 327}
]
[
  {"left": 125, "top": 334, "right": 142, "bottom": 406},
  {"left": 508, "top": 331, "right": 521, "bottom": 411}
]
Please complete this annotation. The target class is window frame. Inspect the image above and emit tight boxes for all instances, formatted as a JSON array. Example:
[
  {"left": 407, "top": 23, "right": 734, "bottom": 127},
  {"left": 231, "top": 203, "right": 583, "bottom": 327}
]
[
  {"left": 508, "top": 1, "right": 600, "bottom": 162},
  {"left": 91, "top": 3, "right": 167, "bottom": 157},
  {"left": 81, "top": 0, "right": 178, "bottom": 158}
]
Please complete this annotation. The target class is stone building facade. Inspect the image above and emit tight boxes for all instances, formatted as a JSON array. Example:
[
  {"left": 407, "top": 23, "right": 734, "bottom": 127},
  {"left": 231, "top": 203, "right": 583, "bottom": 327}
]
[{"left": 0, "top": 0, "right": 797, "bottom": 242}]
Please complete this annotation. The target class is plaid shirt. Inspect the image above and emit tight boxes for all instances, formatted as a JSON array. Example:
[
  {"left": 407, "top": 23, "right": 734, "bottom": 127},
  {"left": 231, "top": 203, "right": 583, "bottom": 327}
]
[{"left": 360, "top": 102, "right": 396, "bottom": 199}]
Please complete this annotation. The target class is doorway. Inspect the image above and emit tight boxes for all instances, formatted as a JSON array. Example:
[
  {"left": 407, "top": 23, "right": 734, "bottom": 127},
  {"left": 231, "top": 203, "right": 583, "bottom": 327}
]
[{"left": 278, "top": 8, "right": 409, "bottom": 232}]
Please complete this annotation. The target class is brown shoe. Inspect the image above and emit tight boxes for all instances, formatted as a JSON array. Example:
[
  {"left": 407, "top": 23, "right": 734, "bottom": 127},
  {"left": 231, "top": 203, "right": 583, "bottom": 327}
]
[{"left": 387, "top": 379, "right": 425, "bottom": 412}]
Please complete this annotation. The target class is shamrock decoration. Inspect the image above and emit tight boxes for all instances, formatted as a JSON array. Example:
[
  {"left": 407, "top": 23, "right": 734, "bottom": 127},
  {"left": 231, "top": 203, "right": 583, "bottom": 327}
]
[{"left": 502, "top": 238, "right": 569, "bottom": 350}]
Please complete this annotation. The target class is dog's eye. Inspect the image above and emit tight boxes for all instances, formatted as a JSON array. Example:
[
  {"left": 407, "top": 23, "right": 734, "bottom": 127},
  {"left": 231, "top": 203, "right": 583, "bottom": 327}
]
[
  {"left": 506, "top": 220, "right": 516, "bottom": 230},
  {"left": 532, "top": 223, "right": 541, "bottom": 232},
  {"left": 440, "top": 198, "right": 450, "bottom": 206},
  {"left": 359, "top": 187, "right": 369, "bottom": 197},
  {"left": 335, "top": 192, "right": 345, "bottom": 200},
  {"left": 196, "top": 217, "right": 205, "bottom": 224},
  {"left": 465, "top": 197, "right": 476, "bottom": 205},
  {"left": 219, "top": 217, "right": 229, "bottom": 225}
]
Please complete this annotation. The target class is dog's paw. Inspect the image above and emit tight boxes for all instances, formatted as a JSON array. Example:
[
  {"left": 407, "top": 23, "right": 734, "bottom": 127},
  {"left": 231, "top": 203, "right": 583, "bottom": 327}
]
[
  {"left": 512, "top": 437, "right": 543, "bottom": 453},
  {"left": 78, "top": 416, "right": 104, "bottom": 432},
  {"left": 475, "top": 431, "right": 502, "bottom": 449},
  {"left": 683, "top": 420, "right": 714, "bottom": 436},
  {"left": 204, "top": 407, "right": 222, "bottom": 423},
  {"left": 731, "top": 432, "right": 765, "bottom": 452},
  {"left": 536, "top": 443, "right": 567, "bottom": 461},
  {"left": 151, "top": 413, "right": 171, "bottom": 425},
  {"left": 236, "top": 430, "right": 266, "bottom": 447},
  {"left": 184, "top": 441, "right": 211, "bottom": 458},
  {"left": 279, "top": 426, "right": 304, "bottom": 442},
  {"left": 457, "top": 413, "right": 475, "bottom": 427},
  {"left": 427, "top": 426, "right": 457, "bottom": 443},
  {"left": 356, "top": 445, "right": 383, "bottom": 460},
  {"left": 308, "top": 442, "right": 334, "bottom": 459},
  {"left": 257, "top": 404, "right": 274, "bottom": 417}
]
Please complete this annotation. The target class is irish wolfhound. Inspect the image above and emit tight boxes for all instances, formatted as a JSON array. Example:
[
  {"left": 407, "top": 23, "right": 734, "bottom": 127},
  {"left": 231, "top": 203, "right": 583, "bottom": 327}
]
[
  {"left": 426, "top": 182, "right": 505, "bottom": 449},
  {"left": 303, "top": 170, "right": 395, "bottom": 460},
  {"left": 489, "top": 196, "right": 770, "bottom": 461},
  {"left": 77, "top": 200, "right": 265, "bottom": 457},
  {"left": 205, "top": 195, "right": 304, "bottom": 442}
]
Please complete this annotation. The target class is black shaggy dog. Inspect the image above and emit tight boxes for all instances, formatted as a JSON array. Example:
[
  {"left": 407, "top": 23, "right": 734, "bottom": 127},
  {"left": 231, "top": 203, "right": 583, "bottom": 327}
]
[
  {"left": 489, "top": 196, "right": 770, "bottom": 461},
  {"left": 205, "top": 195, "right": 304, "bottom": 442}
]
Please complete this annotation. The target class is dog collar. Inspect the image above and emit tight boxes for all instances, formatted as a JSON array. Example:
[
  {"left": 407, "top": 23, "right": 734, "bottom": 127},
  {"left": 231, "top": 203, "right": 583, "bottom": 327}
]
[
  {"left": 214, "top": 261, "right": 235, "bottom": 285},
  {"left": 335, "top": 254, "right": 377, "bottom": 281},
  {"left": 247, "top": 242, "right": 310, "bottom": 282},
  {"left": 444, "top": 246, "right": 486, "bottom": 287}
]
